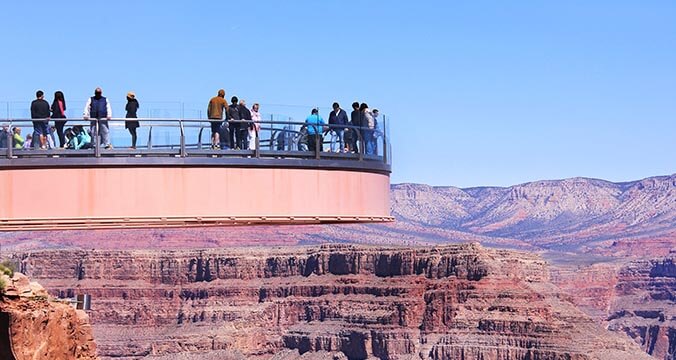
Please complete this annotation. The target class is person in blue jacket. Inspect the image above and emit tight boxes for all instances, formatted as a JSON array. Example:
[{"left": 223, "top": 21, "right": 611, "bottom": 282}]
[{"left": 305, "top": 108, "right": 326, "bottom": 152}]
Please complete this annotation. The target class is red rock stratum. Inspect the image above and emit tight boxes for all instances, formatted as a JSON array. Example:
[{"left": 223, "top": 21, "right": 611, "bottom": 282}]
[
  {"left": 0, "top": 272, "right": 99, "bottom": 360},
  {"left": 9, "top": 244, "right": 651, "bottom": 359}
]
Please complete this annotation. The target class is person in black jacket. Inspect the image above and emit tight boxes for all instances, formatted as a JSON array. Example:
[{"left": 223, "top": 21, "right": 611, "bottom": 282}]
[
  {"left": 228, "top": 96, "right": 241, "bottom": 149},
  {"left": 328, "top": 102, "right": 349, "bottom": 152},
  {"left": 31, "top": 90, "right": 50, "bottom": 149},
  {"left": 349, "top": 102, "right": 360, "bottom": 153},
  {"left": 125, "top": 92, "right": 140, "bottom": 149},
  {"left": 0, "top": 124, "right": 9, "bottom": 149},
  {"left": 51, "top": 91, "right": 67, "bottom": 148},
  {"left": 238, "top": 99, "right": 252, "bottom": 150}
]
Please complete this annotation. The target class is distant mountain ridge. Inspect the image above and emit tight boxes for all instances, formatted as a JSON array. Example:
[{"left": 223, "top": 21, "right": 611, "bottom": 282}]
[{"left": 386, "top": 174, "right": 675, "bottom": 253}]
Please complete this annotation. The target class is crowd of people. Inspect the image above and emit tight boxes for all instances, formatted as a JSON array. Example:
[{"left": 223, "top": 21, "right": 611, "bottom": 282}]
[
  {"left": 0, "top": 88, "right": 382, "bottom": 155},
  {"left": 0, "top": 88, "right": 139, "bottom": 151},
  {"left": 303, "top": 101, "right": 380, "bottom": 155}
]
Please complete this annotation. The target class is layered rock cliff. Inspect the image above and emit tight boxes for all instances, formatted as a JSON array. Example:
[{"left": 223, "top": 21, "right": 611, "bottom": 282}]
[
  {"left": 9, "top": 244, "right": 651, "bottom": 359},
  {"left": 550, "top": 255, "right": 676, "bottom": 360},
  {"left": 607, "top": 257, "right": 675, "bottom": 360},
  {"left": 0, "top": 272, "right": 99, "bottom": 360}
]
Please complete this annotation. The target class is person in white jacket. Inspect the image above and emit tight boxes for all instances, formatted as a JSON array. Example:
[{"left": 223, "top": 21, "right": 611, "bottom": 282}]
[
  {"left": 83, "top": 87, "right": 113, "bottom": 149},
  {"left": 249, "top": 103, "right": 261, "bottom": 150}
]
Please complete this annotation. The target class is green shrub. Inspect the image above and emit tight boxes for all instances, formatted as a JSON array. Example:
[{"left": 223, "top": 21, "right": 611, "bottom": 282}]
[
  {"left": 0, "top": 260, "right": 15, "bottom": 277},
  {"left": 0, "top": 277, "right": 5, "bottom": 294}
]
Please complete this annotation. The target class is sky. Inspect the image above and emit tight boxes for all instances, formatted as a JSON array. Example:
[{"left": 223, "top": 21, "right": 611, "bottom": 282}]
[{"left": 0, "top": 1, "right": 674, "bottom": 187}]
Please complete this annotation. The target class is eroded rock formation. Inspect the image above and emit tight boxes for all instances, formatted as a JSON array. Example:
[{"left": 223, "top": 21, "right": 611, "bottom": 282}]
[
  {"left": 0, "top": 272, "right": 99, "bottom": 360},
  {"left": 9, "top": 244, "right": 651, "bottom": 359},
  {"left": 606, "top": 257, "right": 675, "bottom": 360},
  {"left": 551, "top": 255, "right": 676, "bottom": 360}
]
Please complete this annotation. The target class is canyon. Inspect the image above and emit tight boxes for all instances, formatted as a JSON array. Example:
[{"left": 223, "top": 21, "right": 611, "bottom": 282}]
[
  {"left": 551, "top": 256, "right": 676, "bottom": 360},
  {"left": 7, "top": 244, "right": 654, "bottom": 360}
]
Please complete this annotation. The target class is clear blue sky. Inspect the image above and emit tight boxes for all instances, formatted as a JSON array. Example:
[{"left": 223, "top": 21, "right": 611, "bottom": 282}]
[{"left": 1, "top": 1, "right": 674, "bottom": 187}]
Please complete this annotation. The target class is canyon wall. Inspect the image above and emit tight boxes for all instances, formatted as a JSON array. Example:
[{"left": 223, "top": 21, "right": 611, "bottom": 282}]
[
  {"left": 551, "top": 256, "right": 675, "bottom": 360},
  {"left": 9, "top": 244, "right": 651, "bottom": 359},
  {"left": 607, "top": 258, "right": 675, "bottom": 360},
  {"left": 0, "top": 272, "right": 99, "bottom": 360}
]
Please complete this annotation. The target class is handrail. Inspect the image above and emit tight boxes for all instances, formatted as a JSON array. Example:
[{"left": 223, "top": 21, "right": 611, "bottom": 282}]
[{"left": 0, "top": 117, "right": 390, "bottom": 167}]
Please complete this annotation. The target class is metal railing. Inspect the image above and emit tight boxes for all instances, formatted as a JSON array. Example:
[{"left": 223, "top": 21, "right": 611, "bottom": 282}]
[{"left": 0, "top": 117, "right": 391, "bottom": 166}]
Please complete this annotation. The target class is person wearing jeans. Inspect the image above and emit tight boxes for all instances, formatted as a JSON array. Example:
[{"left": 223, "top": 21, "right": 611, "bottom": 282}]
[
  {"left": 83, "top": 87, "right": 113, "bottom": 149},
  {"left": 359, "top": 103, "right": 375, "bottom": 155},
  {"left": 328, "top": 102, "right": 349, "bottom": 152}
]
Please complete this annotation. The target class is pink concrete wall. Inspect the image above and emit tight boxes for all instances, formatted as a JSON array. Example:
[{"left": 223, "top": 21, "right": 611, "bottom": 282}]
[{"left": 0, "top": 167, "right": 390, "bottom": 227}]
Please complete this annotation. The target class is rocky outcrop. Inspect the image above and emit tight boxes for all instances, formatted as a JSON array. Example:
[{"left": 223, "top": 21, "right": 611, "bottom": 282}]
[
  {"left": 0, "top": 272, "right": 99, "bottom": 360},
  {"left": 9, "top": 244, "right": 650, "bottom": 359},
  {"left": 606, "top": 257, "right": 676, "bottom": 360},
  {"left": 551, "top": 255, "right": 676, "bottom": 360}
]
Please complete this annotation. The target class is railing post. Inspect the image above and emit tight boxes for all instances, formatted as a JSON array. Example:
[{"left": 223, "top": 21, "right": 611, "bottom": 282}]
[
  {"left": 382, "top": 115, "right": 388, "bottom": 164},
  {"left": 359, "top": 128, "right": 364, "bottom": 161},
  {"left": 314, "top": 126, "right": 320, "bottom": 160},
  {"left": 6, "top": 127, "right": 12, "bottom": 159},
  {"left": 94, "top": 119, "right": 101, "bottom": 158},
  {"left": 254, "top": 122, "right": 260, "bottom": 158},
  {"left": 179, "top": 119, "right": 186, "bottom": 157}
]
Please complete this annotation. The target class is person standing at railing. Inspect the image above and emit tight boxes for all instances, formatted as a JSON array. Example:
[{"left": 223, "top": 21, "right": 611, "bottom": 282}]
[
  {"left": 359, "top": 103, "right": 375, "bottom": 155},
  {"left": 349, "top": 102, "right": 360, "bottom": 153},
  {"left": 51, "top": 91, "right": 67, "bottom": 148},
  {"left": 0, "top": 124, "right": 9, "bottom": 149},
  {"left": 12, "top": 127, "right": 24, "bottom": 149},
  {"left": 238, "top": 99, "right": 252, "bottom": 150},
  {"left": 207, "top": 89, "right": 228, "bottom": 149},
  {"left": 249, "top": 103, "right": 261, "bottom": 150},
  {"left": 83, "top": 87, "right": 113, "bottom": 149},
  {"left": 328, "top": 102, "right": 349, "bottom": 153},
  {"left": 30, "top": 90, "right": 51, "bottom": 149},
  {"left": 372, "top": 109, "right": 381, "bottom": 155},
  {"left": 125, "top": 92, "right": 140, "bottom": 149},
  {"left": 228, "top": 96, "right": 242, "bottom": 149},
  {"left": 305, "top": 108, "right": 326, "bottom": 152}
]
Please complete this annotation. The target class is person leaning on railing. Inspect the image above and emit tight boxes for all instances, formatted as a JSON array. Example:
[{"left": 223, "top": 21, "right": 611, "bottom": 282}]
[
  {"left": 83, "top": 87, "right": 113, "bottom": 149},
  {"left": 305, "top": 108, "right": 326, "bottom": 152}
]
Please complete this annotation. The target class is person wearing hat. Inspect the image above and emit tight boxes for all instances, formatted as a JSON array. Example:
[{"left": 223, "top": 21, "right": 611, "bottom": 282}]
[{"left": 125, "top": 91, "right": 140, "bottom": 149}]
